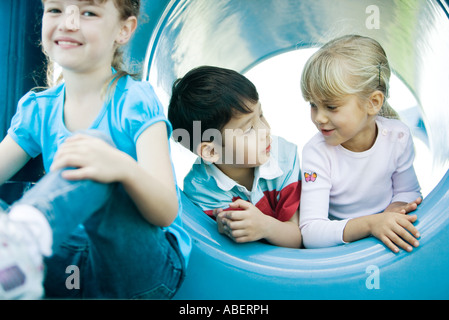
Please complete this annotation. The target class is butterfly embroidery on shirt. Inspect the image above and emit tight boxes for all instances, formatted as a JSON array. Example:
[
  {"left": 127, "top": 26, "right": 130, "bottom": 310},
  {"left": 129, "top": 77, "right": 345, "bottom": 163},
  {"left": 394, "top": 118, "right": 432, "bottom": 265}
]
[{"left": 304, "top": 172, "right": 317, "bottom": 182}]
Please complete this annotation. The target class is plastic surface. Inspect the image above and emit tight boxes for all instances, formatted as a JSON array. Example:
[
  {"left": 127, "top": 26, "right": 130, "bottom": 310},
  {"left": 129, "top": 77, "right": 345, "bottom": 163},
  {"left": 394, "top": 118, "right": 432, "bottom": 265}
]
[
  {"left": 135, "top": 0, "right": 449, "bottom": 299},
  {"left": 4, "top": 0, "right": 449, "bottom": 300},
  {"left": 174, "top": 174, "right": 449, "bottom": 299}
]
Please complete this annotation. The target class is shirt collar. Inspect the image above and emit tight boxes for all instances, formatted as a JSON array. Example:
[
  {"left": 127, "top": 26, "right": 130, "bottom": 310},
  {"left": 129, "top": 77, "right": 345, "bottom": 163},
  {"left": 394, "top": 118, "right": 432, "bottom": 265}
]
[{"left": 204, "top": 153, "right": 283, "bottom": 192}]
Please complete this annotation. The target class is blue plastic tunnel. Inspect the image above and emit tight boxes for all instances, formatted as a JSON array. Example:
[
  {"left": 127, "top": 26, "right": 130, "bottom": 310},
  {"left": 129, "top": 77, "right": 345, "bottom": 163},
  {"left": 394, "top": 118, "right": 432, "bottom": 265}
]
[
  {"left": 2, "top": 0, "right": 449, "bottom": 299},
  {"left": 132, "top": 0, "right": 449, "bottom": 299}
]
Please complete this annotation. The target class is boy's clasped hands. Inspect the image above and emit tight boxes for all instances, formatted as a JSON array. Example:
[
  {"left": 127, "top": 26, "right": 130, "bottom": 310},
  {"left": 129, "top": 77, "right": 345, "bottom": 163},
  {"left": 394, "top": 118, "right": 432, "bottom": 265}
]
[{"left": 213, "top": 200, "right": 267, "bottom": 244}]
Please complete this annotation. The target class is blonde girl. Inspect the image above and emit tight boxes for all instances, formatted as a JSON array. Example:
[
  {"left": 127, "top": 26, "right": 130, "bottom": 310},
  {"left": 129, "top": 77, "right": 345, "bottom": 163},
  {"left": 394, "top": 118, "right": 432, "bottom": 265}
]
[
  {"left": 0, "top": 0, "right": 190, "bottom": 299},
  {"left": 299, "top": 35, "right": 422, "bottom": 253}
]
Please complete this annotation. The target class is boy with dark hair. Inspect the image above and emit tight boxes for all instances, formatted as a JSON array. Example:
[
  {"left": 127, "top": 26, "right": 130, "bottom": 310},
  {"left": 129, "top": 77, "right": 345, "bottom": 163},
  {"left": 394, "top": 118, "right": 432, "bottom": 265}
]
[{"left": 168, "top": 66, "right": 302, "bottom": 248}]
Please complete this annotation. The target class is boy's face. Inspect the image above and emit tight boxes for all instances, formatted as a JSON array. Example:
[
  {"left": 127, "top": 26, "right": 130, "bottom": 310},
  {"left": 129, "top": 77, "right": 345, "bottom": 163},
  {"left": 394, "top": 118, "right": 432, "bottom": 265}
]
[{"left": 218, "top": 101, "right": 272, "bottom": 167}]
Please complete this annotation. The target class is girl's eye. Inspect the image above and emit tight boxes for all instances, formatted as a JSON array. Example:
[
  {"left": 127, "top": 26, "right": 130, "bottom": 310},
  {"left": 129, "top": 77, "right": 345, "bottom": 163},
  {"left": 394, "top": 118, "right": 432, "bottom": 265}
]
[
  {"left": 82, "top": 11, "right": 97, "bottom": 17},
  {"left": 46, "top": 8, "right": 62, "bottom": 14},
  {"left": 327, "top": 105, "right": 337, "bottom": 111},
  {"left": 310, "top": 103, "right": 317, "bottom": 109}
]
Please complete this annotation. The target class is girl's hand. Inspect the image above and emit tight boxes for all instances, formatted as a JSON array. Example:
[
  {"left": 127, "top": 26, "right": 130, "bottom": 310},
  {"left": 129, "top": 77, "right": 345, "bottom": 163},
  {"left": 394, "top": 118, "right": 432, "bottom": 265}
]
[
  {"left": 369, "top": 211, "right": 420, "bottom": 253},
  {"left": 50, "top": 134, "right": 133, "bottom": 183},
  {"left": 216, "top": 199, "right": 268, "bottom": 243},
  {"left": 385, "top": 197, "right": 423, "bottom": 214}
]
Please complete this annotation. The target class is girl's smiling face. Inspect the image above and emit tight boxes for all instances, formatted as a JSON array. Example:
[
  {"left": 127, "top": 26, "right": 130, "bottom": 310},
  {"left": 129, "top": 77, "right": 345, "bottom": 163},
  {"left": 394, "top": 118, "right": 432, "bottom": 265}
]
[
  {"left": 310, "top": 93, "right": 381, "bottom": 152},
  {"left": 41, "top": 0, "right": 125, "bottom": 73}
]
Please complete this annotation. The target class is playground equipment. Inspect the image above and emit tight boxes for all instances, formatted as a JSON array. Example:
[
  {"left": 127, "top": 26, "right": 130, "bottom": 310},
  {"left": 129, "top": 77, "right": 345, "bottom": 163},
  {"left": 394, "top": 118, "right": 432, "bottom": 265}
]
[
  {"left": 137, "top": 0, "right": 449, "bottom": 299},
  {"left": 1, "top": 0, "right": 448, "bottom": 299}
]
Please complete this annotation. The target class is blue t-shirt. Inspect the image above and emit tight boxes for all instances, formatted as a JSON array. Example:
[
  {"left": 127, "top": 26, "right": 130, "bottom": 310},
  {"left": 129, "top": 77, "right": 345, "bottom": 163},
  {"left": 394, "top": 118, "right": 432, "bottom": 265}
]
[{"left": 8, "top": 75, "right": 191, "bottom": 265}]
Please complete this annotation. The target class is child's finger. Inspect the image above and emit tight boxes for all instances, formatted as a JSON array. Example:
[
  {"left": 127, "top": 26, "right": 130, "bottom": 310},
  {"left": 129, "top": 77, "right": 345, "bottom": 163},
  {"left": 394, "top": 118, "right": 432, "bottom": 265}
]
[
  {"left": 224, "top": 210, "right": 246, "bottom": 221},
  {"left": 216, "top": 218, "right": 225, "bottom": 234},
  {"left": 405, "top": 214, "right": 418, "bottom": 223},
  {"left": 51, "top": 154, "right": 84, "bottom": 172},
  {"left": 229, "top": 199, "right": 252, "bottom": 210},
  {"left": 380, "top": 235, "right": 399, "bottom": 253},
  {"left": 228, "top": 228, "right": 248, "bottom": 240},
  {"left": 213, "top": 208, "right": 223, "bottom": 218},
  {"left": 60, "top": 167, "right": 93, "bottom": 181},
  {"left": 399, "top": 217, "right": 421, "bottom": 240},
  {"left": 393, "top": 225, "right": 419, "bottom": 250},
  {"left": 388, "top": 231, "right": 414, "bottom": 252},
  {"left": 405, "top": 202, "right": 418, "bottom": 213},
  {"left": 404, "top": 198, "right": 422, "bottom": 213},
  {"left": 224, "top": 218, "right": 246, "bottom": 231}
]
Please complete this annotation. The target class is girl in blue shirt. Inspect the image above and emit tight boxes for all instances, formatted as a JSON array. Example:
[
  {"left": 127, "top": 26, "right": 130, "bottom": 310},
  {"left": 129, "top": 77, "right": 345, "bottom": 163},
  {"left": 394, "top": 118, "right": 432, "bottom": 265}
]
[{"left": 0, "top": 0, "right": 190, "bottom": 299}]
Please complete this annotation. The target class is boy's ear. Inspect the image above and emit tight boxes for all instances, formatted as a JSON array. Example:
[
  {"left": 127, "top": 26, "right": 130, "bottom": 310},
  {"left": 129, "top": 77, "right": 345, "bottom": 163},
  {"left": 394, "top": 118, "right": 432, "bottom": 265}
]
[
  {"left": 197, "top": 142, "right": 220, "bottom": 163},
  {"left": 368, "top": 90, "right": 384, "bottom": 115}
]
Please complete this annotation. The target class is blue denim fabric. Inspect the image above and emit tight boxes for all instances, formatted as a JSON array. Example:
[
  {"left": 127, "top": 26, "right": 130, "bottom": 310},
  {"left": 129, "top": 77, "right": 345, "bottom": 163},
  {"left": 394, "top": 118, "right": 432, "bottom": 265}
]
[
  {"left": 4, "top": 131, "right": 185, "bottom": 299},
  {"left": 0, "top": 199, "right": 8, "bottom": 211},
  {"left": 14, "top": 173, "right": 185, "bottom": 299}
]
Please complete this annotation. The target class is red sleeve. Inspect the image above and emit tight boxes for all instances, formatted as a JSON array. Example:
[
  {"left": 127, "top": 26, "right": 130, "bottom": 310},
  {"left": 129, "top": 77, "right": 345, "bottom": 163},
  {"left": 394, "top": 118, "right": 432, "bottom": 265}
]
[{"left": 255, "top": 181, "right": 301, "bottom": 222}]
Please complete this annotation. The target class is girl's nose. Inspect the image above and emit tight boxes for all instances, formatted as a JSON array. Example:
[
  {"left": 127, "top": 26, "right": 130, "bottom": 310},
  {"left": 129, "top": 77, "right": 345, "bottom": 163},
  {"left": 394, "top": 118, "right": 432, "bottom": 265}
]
[
  {"left": 314, "top": 108, "right": 328, "bottom": 125},
  {"left": 61, "top": 5, "right": 80, "bottom": 31}
]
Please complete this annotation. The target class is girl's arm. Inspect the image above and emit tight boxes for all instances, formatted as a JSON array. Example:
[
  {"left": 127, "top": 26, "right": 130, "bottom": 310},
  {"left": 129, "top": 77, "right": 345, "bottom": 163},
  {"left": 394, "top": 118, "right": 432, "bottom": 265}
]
[
  {"left": 343, "top": 148, "right": 422, "bottom": 253},
  {"left": 347, "top": 127, "right": 421, "bottom": 252},
  {"left": 391, "top": 127, "right": 421, "bottom": 202},
  {"left": 122, "top": 121, "right": 178, "bottom": 226},
  {"left": 51, "top": 122, "right": 178, "bottom": 227},
  {"left": 299, "top": 140, "right": 348, "bottom": 248},
  {"left": 0, "top": 135, "right": 31, "bottom": 185},
  {"left": 384, "top": 197, "right": 422, "bottom": 214},
  {"left": 342, "top": 210, "right": 420, "bottom": 253}
]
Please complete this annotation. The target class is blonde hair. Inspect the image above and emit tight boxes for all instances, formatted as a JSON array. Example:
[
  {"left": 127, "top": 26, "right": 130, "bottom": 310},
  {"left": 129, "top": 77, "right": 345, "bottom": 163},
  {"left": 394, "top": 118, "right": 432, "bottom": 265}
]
[
  {"left": 42, "top": 0, "right": 140, "bottom": 93},
  {"left": 301, "top": 34, "right": 399, "bottom": 119}
]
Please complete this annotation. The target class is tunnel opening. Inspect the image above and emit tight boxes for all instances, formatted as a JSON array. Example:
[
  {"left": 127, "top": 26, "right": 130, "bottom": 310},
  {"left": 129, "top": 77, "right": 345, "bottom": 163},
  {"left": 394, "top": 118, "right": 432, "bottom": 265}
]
[{"left": 141, "top": 0, "right": 449, "bottom": 299}]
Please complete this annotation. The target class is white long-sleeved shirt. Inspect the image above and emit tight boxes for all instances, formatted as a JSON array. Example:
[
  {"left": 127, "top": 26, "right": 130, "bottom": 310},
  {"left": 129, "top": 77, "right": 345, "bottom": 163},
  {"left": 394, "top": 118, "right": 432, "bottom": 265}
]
[{"left": 299, "top": 117, "right": 421, "bottom": 248}]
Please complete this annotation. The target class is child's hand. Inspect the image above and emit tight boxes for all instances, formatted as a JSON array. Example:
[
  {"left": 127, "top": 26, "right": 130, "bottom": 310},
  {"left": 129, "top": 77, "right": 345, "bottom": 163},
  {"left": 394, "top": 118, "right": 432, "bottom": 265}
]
[
  {"left": 216, "top": 199, "right": 268, "bottom": 243},
  {"left": 51, "top": 134, "right": 133, "bottom": 183},
  {"left": 384, "top": 197, "right": 422, "bottom": 214},
  {"left": 212, "top": 208, "right": 225, "bottom": 234},
  {"left": 370, "top": 211, "right": 420, "bottom": 253}
]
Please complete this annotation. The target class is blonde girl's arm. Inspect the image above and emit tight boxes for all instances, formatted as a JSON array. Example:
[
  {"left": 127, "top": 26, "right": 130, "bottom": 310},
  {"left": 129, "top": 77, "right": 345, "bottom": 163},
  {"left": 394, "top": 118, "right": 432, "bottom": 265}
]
[
  {"left": 342, "top": 211, "right": 420, "bottom": 253},
  {"left": 0, "top": 135, "right": 31, "bottom": 185},
  {"left": 299, "top": 140, "right": 348, "bottom": 248},
  {"left": 384, "top": 197, "right": 422, "bottom": 214},
  {"left": 347, "top": 124, "right": 421, "bottom": 252},
  {"left": 51, "top": 121, "right": 178, "bottom": 227}
]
